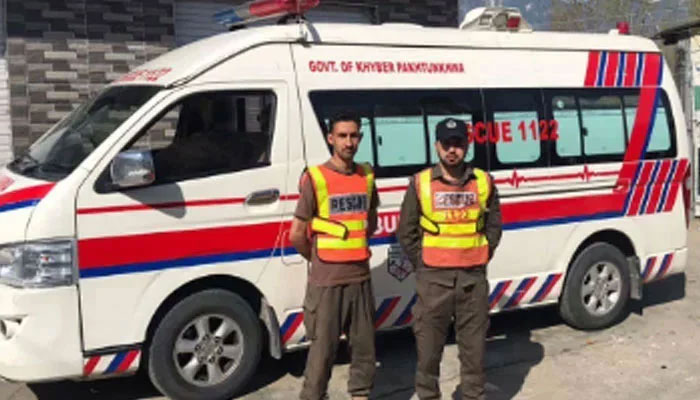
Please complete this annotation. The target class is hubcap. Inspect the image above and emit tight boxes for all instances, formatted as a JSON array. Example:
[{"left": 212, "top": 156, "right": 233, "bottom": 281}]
[
  {"left": 581, "top": 261, "right": 622, "bottom": 316},
  {"left": 173, "top": 314, "right": 244, "bottom": 387}
]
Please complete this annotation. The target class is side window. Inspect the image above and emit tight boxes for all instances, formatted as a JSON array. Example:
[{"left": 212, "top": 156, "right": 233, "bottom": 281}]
[
  {"left": 126, "top": 90, "right": 276, "bottom": 185},
  {"left": 374, "top": 105, "right": 426, "bottom": 167},
  {"left": 356, "top": 117, "right": 373, "bottom": 164},
  {"left": 624, "top": 95, "right": 672, "bottom": 153},
  {"left": 309, "top": 90, "right": 485, "bottom": 178},
  {"left": 546, "top": 88, "right": 676, "bottom": 165},
  {"left": 484, "top": 89, "right": 546, "bottom": 170},
  {"left": 552, "top": 96, "right": 582, "bottom": 161},
  {"left": 580, "top": 95, "right": 626, "bottom": 157}
]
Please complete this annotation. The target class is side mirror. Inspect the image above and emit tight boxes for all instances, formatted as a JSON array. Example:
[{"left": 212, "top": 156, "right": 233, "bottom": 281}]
[{"left": 110, "top": 150, "right": 156, "bottom": 189}]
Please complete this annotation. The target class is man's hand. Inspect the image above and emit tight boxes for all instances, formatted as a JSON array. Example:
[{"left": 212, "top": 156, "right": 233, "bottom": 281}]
[{"left": 290, "top": 217, "right": 312, "bottom": 261}]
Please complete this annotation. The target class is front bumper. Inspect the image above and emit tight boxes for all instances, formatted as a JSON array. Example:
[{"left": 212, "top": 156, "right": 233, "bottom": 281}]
[{"left": 0, "top": 284, "right": 83, "bottom": 382}]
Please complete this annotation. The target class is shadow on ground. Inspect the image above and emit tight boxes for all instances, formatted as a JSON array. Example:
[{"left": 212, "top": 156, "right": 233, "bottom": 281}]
[{"left": 26, "top": 274, "right": 685, "bottom": 399}]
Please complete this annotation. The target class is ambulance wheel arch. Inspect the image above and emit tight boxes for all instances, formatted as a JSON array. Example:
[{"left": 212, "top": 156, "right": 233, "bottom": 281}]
[
  {"left": 147, "top": 289, "right": 262, "bottom": 400},
  {"left": 553, "top": 223, "right": 641, "bottom": 329},
  {"left": 137, "top": 274, "right": 277, "bottom": 361},
  {"left": 551, "top": 220, "right": 642, "bottom": 279}
]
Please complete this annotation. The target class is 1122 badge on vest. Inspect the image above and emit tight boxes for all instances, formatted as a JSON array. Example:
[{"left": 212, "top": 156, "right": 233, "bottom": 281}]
[
  {"left": 330, "top": 194, "right": 368, "bottom": 214},
  {"left": 434, "top": 192, "right": 476, "bottom": 209}
]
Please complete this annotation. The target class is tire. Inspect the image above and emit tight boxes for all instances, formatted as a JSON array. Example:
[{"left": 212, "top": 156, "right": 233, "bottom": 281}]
[
  {"left": 559, "top": 243, "right": 631, "bottom": 330},
  {"left": 147, "top": 289, "right": 262, "bottom": 400}
]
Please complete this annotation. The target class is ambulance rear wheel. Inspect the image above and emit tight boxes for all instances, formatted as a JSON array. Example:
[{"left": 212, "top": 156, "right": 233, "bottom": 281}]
[
  {"left": 147, "top": 289, "right": 262, "bottom": 400},
  {"left": 559, "top": 243, "right": 631, "bottom": 330}
]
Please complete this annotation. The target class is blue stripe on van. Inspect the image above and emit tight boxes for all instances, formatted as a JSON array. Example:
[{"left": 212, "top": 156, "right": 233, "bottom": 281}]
[
  {"left": 616, "top": 52, "right": 626, "bottom": 87},
  {"left": 0, "top": 199, "right": 40, "bottom": 213},
  {"left": 657, "top": 160, "right": 678, "bottom": 212},
  {"left": 635, "top": 53, "right": 644, "bottom": 86},
  {"left": 640, "top": 161, "right": 661, "bottom": 214},
  {"left": 80, "top": 209, "right": 644, "bottom": 280},
  {"left": 596, "top": 51, "right": 608, "bottom": 87}
]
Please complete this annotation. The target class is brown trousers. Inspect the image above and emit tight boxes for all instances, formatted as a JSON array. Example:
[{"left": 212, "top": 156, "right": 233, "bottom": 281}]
[
  {"left": 413, "top": 268, "right": 490, "bottom": 400},
  {"left": 300, "top": 280, "right": 376, "bottom": 400}
]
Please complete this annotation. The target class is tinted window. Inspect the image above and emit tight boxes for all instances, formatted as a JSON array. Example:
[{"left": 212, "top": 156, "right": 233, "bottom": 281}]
[
  {"left": 545, "top": 88, "right": 676, "bottom": 165},
  {"left": 309, "top": 90, "right": 485, "bottom": 178},
  {"left": 623, "top": 95, "right": 671, "bottom": 153},
  {"left": 552, "top": 96, "right": 582, "bottom": 161},
  {"left": 374, "top": 105, "right": 425, "bottom": 167},
  {"left": 580, "top": 95, "right": 626, "bottom": 156},
  {"left": 120, "top": 90, "right": 276, "bottom": 186},
  {"left": 483, "top": 89, "right": 546, "bottom": 170},
  {"left": 354, "top": 117, "right": 373, "bottom": 164},
  {"left": 9, "top": 85, "right": 159, "bottom": 181}
]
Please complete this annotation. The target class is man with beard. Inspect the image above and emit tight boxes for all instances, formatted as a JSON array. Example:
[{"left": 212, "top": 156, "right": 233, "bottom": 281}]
[
  {"left": 289, "top": 112, "right": 379, "bottom": 400},
  {"left": 397, "top": 117, "right": 502, "bottom": 400}
]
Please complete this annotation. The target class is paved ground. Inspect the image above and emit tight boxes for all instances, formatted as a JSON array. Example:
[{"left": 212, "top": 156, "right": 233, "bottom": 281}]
[{"left": 3, "top": 222, "right": 700, "bottom": 400}]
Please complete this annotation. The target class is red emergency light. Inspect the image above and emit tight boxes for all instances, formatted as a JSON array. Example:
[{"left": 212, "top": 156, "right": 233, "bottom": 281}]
[
  {"left": 616, "top": 21, "right": 630, "bottom": 34},
  {"left": 214, "top": 0, "right": 320, "bottom": 27},
  {"left": 506, "top": 16, "right": 521, "bottom": 29}
]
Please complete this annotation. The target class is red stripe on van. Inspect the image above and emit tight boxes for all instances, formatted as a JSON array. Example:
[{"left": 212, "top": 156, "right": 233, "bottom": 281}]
[
  {"left": 78, "top": 221, "right": 283, "bottom": 270},
  {"left": 604, "top": 51, "right": 620, "bottom": 87},
  {"left": 116, "top": 350, "right": 140, "bottom": 373},
  {"left": 584, "top": 51, "right": 601, "bottom": 87},
  {"left": 83, "top": 356, "right": 100, "bottom": 376},
  {"left": 626, "top": 162, "right": 655, "bottom": 216},
  {"left": 644, "top": 159, "right": 672, "bottom": 214},
  {"left": 0, "top": 183, "right": 54, "bottom": 209},
  {"left": 624, "top": 52, "right": 638, "bottom": 86},
  {"left": 501, "top": 192, "right": 625, "bottom": 226},
  {"left": 663, "top": 159, "right": 689, "bottom": 212},
  {"left": 621, "top": 87, "right": 659, "bottom": 167},
  {"left": 77, "top": 188, "right": 405, "bottom": 215},
  {"left": 642, "top": 53, "right": 662, "bottom": 86}
]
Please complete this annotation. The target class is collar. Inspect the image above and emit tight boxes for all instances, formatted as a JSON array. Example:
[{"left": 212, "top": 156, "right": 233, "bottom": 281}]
[{"left": 431, "top": 164, "right": 475, "bottom": 186}]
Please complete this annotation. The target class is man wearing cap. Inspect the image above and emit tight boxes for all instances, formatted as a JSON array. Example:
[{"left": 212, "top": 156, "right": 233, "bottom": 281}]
[
  {"left": 397, "top": 118, "right": 502, "bottom": 400},
  {"left": 290, "top": 111, "right": 379, "bottom": 400}
]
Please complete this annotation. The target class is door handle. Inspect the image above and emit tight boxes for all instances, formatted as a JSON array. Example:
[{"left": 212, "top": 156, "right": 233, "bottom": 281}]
[{"left": 246, "top": 189, "right": 280, "bottom": 206}]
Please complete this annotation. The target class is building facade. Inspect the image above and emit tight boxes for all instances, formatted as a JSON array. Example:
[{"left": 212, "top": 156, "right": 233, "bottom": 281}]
[{"left": 0, "top": 0, "right": 460, "bottom": 163}]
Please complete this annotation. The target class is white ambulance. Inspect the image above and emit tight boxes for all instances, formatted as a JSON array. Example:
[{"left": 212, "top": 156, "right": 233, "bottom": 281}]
[{"left": 0, "top": 3, "right": 690, "bottom": 399}]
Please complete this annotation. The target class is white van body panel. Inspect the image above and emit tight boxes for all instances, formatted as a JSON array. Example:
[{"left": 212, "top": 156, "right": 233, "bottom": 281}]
[
  {"left": 0, "top": 21, "right": 689, "bottom": 383},
  {"left": 75, "top": 44, "right": 298, "bottom": 351}
]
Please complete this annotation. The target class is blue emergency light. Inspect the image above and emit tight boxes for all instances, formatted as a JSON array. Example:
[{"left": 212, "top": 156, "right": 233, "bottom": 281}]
[{"left": 214, "top": 0, "right": 320, "bottom": 27}]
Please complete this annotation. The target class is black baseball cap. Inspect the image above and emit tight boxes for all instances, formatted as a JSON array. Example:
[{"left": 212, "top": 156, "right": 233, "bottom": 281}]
[{"left": 435, "top": 118, "right": 467, "bottom": 142}]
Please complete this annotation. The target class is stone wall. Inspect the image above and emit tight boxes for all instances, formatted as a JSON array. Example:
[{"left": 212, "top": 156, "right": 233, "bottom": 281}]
[
  {"left": 6, "top": 0, "right": 174, "bottom": 155},
  {"left": 5, "top": 0, "right": 457, "bottom": 156}
]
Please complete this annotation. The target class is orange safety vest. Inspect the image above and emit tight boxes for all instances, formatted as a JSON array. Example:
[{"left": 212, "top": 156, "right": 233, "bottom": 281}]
[
  {"left": 307, "top": 163, "right": 374, "bottom": 263},
  {"left": 416, "top": 167, "right": 491, "bottom": 268}
]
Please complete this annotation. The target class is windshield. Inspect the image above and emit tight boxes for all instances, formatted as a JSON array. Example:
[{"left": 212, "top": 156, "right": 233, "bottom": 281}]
[{"left": 8, "top": 85, "right": 161, "bottom": 181}]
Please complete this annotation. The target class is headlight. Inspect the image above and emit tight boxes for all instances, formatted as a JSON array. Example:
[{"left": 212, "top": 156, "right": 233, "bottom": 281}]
[{"left": 0, "top": 240, "right": 76, "bottom": 288}]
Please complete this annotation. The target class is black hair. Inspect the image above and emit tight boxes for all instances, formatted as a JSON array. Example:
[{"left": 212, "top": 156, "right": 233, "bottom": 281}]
[{"left": 327, "top": 111, "right": 362, "bottom": 133}]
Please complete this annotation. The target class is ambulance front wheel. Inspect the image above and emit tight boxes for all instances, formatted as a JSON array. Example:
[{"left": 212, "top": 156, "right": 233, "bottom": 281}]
[
  {"left": 559, "top": 242, "right": 631, "bottom": 330},
  {"left": 147, "top": 289, "right": 262, "bottom": 400}
]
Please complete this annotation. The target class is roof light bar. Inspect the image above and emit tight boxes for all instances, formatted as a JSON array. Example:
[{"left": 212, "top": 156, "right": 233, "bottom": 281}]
[
  {"left": 459, "top": 7, "right": 532, "bottom": 32},
  {"left": 214, "top": 0, "right": 319, "bottom": 28}
]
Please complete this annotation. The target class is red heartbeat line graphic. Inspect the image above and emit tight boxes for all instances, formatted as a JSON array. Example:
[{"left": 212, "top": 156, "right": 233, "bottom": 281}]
[{"left": 494, "top": 166, "right": 619, "bottom": 188}]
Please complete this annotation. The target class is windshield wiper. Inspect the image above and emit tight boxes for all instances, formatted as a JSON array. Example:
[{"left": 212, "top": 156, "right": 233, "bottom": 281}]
[
  {"left": 11, "top": 153, "right": 40, "bottom": 173},
  {"left": 38, "top": 162, "right": 73, "bottom": 173}
]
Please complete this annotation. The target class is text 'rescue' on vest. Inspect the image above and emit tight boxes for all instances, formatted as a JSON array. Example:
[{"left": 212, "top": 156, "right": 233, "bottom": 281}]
[
  {"left": 307, "top": 163, "right": 374, "bottom": 263},
  {"left": 416, "top": 167, "right": 491, "bottom": 268}
]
